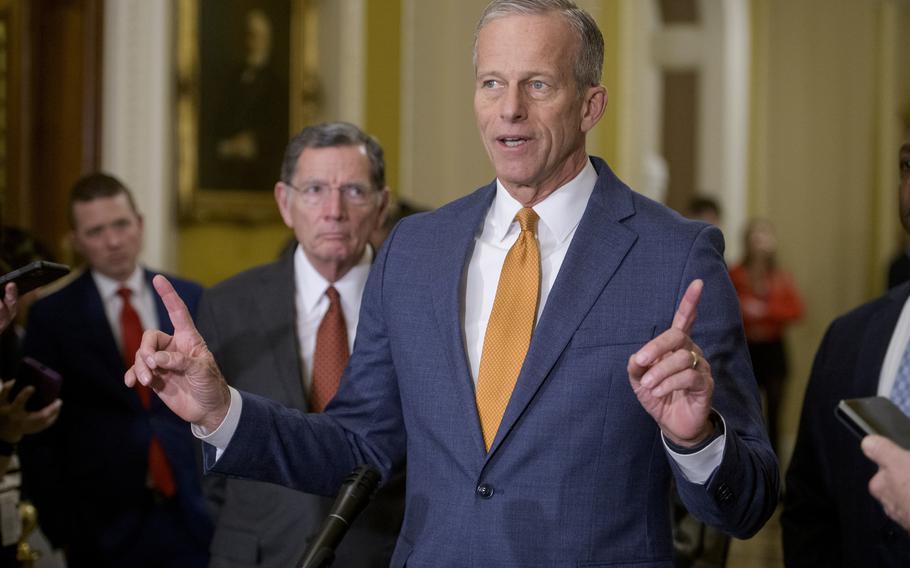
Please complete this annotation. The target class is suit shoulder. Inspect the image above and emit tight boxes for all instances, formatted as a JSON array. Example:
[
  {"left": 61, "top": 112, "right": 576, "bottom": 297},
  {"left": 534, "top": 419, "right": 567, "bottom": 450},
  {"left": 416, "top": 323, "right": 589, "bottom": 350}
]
[
  {"left": 28, "top": 272, "right": 91, "bottom": 313},
  {"left": 395, "top": 185, "right": 491, "bottom": 231},
  {"left": 827, "top": 288, "right": 905, "bottom": 335},
  {"left": 630, "top": 189, "right": 708, "bottom": 238},
  {"left": 203, "top": 260, "right": 285, "bottom": 304},
  {"left": 155, "top": 272, "right": 203, "bottom": 295}
]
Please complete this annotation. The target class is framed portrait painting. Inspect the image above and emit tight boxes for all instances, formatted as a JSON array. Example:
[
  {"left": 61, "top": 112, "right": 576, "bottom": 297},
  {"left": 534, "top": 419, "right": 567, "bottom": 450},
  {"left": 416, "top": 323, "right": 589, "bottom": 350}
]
[{"left": 177, "top": 0, "right": 321, "bottom": 222}]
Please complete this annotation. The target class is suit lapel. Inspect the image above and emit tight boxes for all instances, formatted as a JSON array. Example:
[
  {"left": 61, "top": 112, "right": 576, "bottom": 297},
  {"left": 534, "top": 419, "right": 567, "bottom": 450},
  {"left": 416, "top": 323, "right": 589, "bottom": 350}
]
[
  {"left": 855, "top": 283, "right": 910, "bottom": 395},
  {"left": 82, "top": 271, "right": 143, "bottom": 409},
  {"left": 488, "top": 159, "right": 638, "bottom": 455},
  {"left": 252, "top": 253, "right": 307, "bottom": 406},
  {"left": 431, "top": 185, "right": 497, "bottom": 454}
]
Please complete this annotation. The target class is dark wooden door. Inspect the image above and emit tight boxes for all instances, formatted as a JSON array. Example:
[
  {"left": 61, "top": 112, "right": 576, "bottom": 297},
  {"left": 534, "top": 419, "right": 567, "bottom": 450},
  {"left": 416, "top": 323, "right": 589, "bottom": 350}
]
[{"left": 0, "top": 0, "right": 103, "bottom": 262}]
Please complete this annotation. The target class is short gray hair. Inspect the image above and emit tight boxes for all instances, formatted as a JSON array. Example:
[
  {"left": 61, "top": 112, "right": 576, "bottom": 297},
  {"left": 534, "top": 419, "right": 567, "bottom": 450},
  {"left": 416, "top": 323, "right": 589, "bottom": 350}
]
[
  {"left": 473, "top": 0, "right": 604, "bottom": 92},
  {"left": 281, "top": 121, "right": 385, "bottom": 190}
]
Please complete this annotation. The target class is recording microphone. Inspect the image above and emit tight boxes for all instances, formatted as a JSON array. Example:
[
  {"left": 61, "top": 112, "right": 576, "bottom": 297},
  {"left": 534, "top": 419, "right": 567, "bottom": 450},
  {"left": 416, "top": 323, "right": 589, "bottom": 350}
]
[{"left": 298, "top": 464, "right": 382, "bottom": 568}]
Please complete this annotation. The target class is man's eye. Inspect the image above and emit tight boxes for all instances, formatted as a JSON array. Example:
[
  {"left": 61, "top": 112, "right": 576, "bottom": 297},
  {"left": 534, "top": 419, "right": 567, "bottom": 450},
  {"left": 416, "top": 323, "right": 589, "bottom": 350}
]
[
  {"left": 482, "top": 79, "right": 499, "bottom": 89},
  {"left": 901, "top": 159, "right": 910, "bottom": 172},
  {"left": 343, "top": 186, "right": 367, "bottom": 199},
  {"left": 530, "top": 80, "right": 546, "bottom": 89},
  {"left": 303, "top": 185, "right": 325, "bottom": 195}
]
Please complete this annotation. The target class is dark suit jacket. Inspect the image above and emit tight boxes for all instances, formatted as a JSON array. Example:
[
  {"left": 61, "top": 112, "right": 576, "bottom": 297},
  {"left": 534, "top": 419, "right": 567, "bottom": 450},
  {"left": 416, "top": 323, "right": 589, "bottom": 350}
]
[
  {"left": 196, "top": 251, "right": 403, "bottom": 567},
  {"left": 209, "top": 157, "right": 778, "bottom": 567},
  {"left": 782, "top": 282, "right": 910, "bottom": 566},
  {"left": 19, "top": 269, "right": 212, "bottom": 561}
]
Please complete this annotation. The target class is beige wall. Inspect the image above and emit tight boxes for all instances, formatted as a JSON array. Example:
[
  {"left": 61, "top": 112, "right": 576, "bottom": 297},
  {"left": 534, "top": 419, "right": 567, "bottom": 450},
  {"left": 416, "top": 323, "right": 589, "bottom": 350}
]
[{"left": 750, "top": 0, "right": 910, "bottom": 460}]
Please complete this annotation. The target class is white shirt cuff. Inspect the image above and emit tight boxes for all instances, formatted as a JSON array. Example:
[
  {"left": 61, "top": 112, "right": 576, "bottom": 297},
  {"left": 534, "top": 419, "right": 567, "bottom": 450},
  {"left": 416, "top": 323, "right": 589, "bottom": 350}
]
[
  {"left": 190, "top": 386, "right": 243, "bottom": 461},
  {"left": 663, "top": 414, "right": 727, "bottom": 485}
]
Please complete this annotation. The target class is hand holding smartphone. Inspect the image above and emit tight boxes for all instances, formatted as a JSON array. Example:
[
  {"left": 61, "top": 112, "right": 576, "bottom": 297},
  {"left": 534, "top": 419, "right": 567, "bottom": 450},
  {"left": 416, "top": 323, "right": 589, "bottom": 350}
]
[
  {"left": 6, "top": 357, "right": 63, "bottom": 412},
  {"left": 0, "top": 261, "right": 70, "bottom": 296},
  {"left": 836, "top": 396, "right": 910, "bottom": 450}
]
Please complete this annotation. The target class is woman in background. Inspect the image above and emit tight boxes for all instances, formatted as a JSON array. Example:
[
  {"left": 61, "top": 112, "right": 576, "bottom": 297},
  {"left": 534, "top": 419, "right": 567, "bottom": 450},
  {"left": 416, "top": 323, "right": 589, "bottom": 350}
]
[{"left": 730, "top": 219, "right": 804, "bottom": 456}]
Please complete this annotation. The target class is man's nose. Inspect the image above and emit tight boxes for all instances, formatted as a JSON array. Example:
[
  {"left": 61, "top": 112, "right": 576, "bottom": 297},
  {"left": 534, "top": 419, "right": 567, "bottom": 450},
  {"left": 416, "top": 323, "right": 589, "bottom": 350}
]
[
  {"left": 322, "top": 187, "right": 346, "bottom": 218},
  {"left": 500, "top": 84, "right": 527, "bottom": 121},
  {"left": 104, "top": 228, "right": 122, "bottom": 248}
]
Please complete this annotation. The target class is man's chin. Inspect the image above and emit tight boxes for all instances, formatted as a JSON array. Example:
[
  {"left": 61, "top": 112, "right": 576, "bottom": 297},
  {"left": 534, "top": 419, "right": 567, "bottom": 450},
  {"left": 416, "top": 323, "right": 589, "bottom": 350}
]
[{"left": 97, "top": 263, "right": 136, "bottom": 281}]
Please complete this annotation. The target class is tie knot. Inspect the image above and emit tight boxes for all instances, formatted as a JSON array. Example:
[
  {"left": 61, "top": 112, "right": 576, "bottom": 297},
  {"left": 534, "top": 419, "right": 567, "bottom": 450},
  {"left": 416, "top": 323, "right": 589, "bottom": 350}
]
[
  {"left": 325, "top": 286, "right": 340, "bottom": 304},
  {"left": 117, "top": 286, "right": 132, "bottom": 301},
  {"left": 515, "top": 207, "right": 539, "bottom": 234}
]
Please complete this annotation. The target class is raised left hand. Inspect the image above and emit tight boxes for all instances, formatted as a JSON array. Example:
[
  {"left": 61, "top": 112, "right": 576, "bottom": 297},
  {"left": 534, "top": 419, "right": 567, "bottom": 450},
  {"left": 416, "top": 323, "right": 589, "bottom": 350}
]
[{"left": 628, "top": 279, "right": 714, "bottom": 447}]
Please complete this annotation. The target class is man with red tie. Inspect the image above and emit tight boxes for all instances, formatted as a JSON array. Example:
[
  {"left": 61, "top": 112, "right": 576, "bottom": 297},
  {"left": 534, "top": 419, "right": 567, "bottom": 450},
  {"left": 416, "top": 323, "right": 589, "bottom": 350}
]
[
  {"left": 196, "top": 122, "right": 403, "bottom": 568},
  {"left": 20, "top": 173, "right": 212, "bottom": 567}
]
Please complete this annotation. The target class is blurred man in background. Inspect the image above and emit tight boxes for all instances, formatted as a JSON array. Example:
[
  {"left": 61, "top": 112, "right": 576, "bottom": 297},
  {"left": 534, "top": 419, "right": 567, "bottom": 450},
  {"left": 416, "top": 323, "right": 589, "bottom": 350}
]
[
  {"left": 20, "top": 173, "right": 212, "bottom": 567},
  {"left": 783, "top": 128, "right": 910, "bottom": 564}
]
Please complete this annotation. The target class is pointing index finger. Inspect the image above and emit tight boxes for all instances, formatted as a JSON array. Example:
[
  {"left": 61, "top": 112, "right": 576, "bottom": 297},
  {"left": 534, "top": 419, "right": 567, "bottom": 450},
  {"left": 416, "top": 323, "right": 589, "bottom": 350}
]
[
  {"left": 153, "top": 274, "right": 195, "bottom": 334},
  {"left": 671, "top": 279, "right": 703, "bottom": 335}
]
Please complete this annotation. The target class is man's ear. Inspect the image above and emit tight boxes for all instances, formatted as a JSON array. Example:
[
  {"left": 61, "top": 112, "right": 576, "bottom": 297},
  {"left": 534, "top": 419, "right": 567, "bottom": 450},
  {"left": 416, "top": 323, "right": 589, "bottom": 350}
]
[
  {"left": 274, "top": 182, "right": 294, "bottom": 229},
  {"left": 580, "top": 85, "right": 608, "bottom": 133},
  {"left": 376, "top": 187, "right": 392, "bottom": 229}
]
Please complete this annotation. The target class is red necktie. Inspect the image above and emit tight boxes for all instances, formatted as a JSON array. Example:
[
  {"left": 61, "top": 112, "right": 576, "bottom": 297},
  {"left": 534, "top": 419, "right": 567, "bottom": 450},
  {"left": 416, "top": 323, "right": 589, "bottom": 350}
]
[
  {"left": 118, "top": 287, "right": 176, "bottom": 498},
  {"left": 310, "top": 286, "right": 349, "bottom": 412}
]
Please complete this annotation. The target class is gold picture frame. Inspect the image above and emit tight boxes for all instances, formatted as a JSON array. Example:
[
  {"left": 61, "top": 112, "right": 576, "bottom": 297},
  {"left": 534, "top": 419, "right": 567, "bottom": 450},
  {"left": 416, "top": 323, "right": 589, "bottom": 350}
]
[{"left": 176, "top": 0, "right": 321, "bottom": 223}]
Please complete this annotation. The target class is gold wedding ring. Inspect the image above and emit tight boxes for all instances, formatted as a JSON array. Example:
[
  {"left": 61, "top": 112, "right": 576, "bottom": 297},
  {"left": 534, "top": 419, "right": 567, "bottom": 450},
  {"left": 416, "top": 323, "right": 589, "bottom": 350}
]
[{"left": 689, "top": 350, "right": 699, "bottom": 370}]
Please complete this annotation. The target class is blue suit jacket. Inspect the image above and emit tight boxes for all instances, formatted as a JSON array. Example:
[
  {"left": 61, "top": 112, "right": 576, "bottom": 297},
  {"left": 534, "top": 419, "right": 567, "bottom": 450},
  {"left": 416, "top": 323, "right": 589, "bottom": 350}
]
[
  {"left": 782, "top": 282, "right": 910, "bottom": 566},
  {"left": 20, "top": 269, "right": 213, "bottom": 559},
  {"left": 210, "top": 158, "right": 778, "bottom": 567}
]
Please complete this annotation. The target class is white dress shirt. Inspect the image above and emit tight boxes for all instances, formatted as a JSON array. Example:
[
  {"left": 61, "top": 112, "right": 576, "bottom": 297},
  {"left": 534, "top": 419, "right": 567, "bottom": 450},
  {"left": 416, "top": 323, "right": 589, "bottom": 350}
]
[
  {"left": 92, "top": 266, "right": 158, "bottom": 351},
  {"left": 200, "top": 159, "right": 725, "bottom": 483},
  {"left": 877, "top": 292, "right": 910, "bottom": 396},
  {"left": 464, "top": 160, "right": 595, "bottom": 382},
  {"left": 294, "top": 244, "right": 372, "bottom": 393}
]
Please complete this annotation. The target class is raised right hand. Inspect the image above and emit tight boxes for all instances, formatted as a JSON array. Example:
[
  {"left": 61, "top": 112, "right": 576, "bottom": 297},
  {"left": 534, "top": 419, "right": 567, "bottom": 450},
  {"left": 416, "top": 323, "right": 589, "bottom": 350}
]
[{"left": 124, "top": 275, "right": 230, "bottom": 432}]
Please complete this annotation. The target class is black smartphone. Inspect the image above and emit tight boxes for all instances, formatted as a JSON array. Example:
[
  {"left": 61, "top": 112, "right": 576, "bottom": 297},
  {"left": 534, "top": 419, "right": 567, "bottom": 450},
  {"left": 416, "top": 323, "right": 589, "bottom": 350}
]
[
  {"left": 0, "top": 261, "right": 70, "bottom": 295},
  {"left": 835, "top": 396, "right": 910, "bottom": 450},
  {"left": 7, "top": 357, "right": 62, "bottom": 411}
]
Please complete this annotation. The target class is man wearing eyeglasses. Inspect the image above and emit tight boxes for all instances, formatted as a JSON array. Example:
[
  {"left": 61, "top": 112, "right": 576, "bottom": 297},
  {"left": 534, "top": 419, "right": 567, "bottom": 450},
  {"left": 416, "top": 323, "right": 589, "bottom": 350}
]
[{"left": 196, "top": 122, "right": 402, "bottom": 568}]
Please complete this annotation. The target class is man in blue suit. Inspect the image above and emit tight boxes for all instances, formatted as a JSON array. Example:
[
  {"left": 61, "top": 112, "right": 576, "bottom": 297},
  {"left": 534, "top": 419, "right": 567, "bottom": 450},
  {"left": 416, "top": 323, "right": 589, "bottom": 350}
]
[
  {"left": 782, "top": 128, "right": 910, "bottom": 565},
  {"left": 128, "top": 1, "right": 778, "bottom": 565},
  {"left": 22, "top": 173, "right": 212, "bottom": 566}
]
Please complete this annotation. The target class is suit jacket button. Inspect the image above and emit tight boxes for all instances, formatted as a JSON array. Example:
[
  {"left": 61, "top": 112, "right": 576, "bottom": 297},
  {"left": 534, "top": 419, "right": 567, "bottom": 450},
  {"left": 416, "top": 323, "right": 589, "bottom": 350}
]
[{"left": 476, "top": 483, "right": 494, "bottom": 499}]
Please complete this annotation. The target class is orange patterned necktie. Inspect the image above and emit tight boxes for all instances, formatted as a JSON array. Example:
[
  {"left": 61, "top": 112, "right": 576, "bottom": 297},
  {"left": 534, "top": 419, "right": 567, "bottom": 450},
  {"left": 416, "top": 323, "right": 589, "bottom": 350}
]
[
  {"left": 310, "top": 286, "right": 349, "bottom": 412},
  {"left": 475, "top": 207, "right": 541, "bottom": 450},
  {"left": 118, "top": 287, "right": 176, "bottom": 498}
]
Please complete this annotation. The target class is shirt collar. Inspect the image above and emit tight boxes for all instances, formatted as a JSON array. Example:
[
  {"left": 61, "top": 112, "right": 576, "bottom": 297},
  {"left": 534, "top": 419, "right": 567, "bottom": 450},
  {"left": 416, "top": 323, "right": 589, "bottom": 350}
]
[
  {"left": 92, "top": 266, "right": 145, "bottom": 301},
  {"left": 489, "top": 158, "right": 597, "bottom": 244},
  {"left": 295, "top": 244, "right": 373, "bottom": 314}
]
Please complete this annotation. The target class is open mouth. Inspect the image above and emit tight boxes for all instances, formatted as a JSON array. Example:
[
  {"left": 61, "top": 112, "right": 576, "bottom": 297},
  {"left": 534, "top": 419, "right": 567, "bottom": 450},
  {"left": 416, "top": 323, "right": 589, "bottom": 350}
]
[{"left": 498, "top": 136, "right": 529, "bottom": 148}]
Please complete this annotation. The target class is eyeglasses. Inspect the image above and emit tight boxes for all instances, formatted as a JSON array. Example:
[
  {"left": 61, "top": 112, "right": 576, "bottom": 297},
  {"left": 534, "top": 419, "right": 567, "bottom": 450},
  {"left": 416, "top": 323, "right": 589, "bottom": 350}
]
[{"left": 283, "top": 181, "right": 378, "bottom": 208}]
